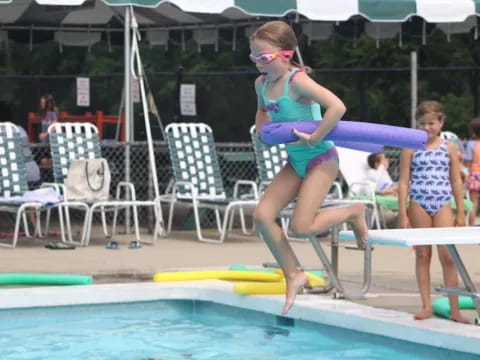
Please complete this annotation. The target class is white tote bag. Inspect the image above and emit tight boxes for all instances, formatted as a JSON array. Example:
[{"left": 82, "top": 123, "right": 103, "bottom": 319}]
[{"left": 65, "top": 158, "right": 111, "bottom": 201}]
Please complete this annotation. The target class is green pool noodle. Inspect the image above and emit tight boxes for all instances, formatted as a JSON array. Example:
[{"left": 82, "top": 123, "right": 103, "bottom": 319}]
[
  {"left": 229, "top": 264, "right": 276, "bottom": 273},
  {"left": 307, "top": 270, "right": 324, "bottom": 278},
  {"left": 0, "top": 273, "right": 93, "bottom": 286},
  {"left": 432, "top": 296, "right": 475, "bottom": 318},
  {"left": 229, "top": 264, "right": 323, "bottom": 278}
]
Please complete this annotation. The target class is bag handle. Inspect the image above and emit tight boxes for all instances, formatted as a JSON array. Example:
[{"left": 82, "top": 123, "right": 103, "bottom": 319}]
[{"left": 85, "top": 160, "right": 105, "bottom": 192}]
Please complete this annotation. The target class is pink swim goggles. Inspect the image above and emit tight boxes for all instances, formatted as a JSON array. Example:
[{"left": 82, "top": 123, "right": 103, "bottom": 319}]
[{"left": 249, "top": 50, "right": 294, "bottom": 64}]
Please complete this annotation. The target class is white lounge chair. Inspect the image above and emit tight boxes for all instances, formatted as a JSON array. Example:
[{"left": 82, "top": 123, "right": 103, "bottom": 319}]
[
  {"left": 162, "top": 122, "right": 258, "bottom": 243},
  {"left": 336, "top": 146, "right": 385, "bottom": 229},
  {"left": 0, "top": 122, "right": 88, "bottom": 247},
  {"left": 48, "top": 122, "right": 161, "bottom": 246}
]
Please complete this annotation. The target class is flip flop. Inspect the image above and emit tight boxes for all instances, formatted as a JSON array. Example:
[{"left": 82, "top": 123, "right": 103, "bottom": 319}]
[
  {"left": 105, "top": 240, "right": 119, "bottom": 250},
  {"left": 45, "top": 241, "right": 76, "bottom": 250},
  {"left": 128, "top": 240, "right": 142, "bottom": 249}
]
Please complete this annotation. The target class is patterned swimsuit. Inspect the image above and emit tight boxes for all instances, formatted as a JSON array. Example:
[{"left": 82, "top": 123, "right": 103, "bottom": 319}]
[{"left": 409, "top": 140, "right": 452, "bottom": 216}]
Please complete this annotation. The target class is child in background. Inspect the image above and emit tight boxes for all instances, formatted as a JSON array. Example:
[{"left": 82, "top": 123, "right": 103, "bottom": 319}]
[
  {"left": 463, "top": 117, "right": 480, "bottom": 225},
  {"left": 250, "top": 20, "right": 368, "bottom": 315},
  {"left": 441, "top": 131, "right": 469, "bottom": 185},
  {"left": 398, "top": 100, "right": 469, "bottom": 323},
  {"left": 38, "top": 94, "right": 58, "bottom": 167},
  {"left": 366, "top": 152, "right": 398, "bottom": 196}
]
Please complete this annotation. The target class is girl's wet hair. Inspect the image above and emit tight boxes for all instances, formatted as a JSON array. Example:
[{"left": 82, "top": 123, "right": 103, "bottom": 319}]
[
  {"left": 250, "top": 21, "right": 309, "bottom": 72},
  {"left": 469, "top": 117, "right": 480, "bottom": 138},
  {"left": 415, "top": 100, "right": 446, "bottom": 123}
]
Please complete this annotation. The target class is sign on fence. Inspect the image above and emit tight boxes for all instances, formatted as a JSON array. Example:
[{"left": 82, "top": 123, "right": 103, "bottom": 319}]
[
  {"left": 76, "top": 77, "right": 90, "bottom": 107},
  {"left": 180, "top": 84, "right": 197, "bottom": 116}
]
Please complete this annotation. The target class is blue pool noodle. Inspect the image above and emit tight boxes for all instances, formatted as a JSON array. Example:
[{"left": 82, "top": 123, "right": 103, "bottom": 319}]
[
  {"left": 331, "top": 140, "right": 383, "bottom": 153},
  {"left": 260, "top": 121, "right": 427, "bottom": 150}
]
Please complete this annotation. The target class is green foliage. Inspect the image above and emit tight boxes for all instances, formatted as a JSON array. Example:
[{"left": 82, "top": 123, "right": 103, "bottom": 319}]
[
  {"left": 441, "top": 93, "right": 474, "bottom": 136},
  {"left": 0, "top": 30, "right": 479, "bottom": 141}
]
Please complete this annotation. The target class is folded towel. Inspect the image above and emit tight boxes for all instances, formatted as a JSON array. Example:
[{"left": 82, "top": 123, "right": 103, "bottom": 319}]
[{"left": 0, "top": 188, "right": 62, "bottom": 206}]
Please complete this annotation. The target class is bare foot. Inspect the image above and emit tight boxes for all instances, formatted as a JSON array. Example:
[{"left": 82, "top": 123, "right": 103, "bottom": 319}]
[
  {"left": 413, "top": 308, "right": 433, "bottom": 320},
  {"left": 348, "top": 204, "right": 368, "bottom": 249},
  {"left": 281, "top": 271, "right": 308, "bottom": 315},
  {"left": 450, "top": 313, "right": 470, "bottom": 324}
]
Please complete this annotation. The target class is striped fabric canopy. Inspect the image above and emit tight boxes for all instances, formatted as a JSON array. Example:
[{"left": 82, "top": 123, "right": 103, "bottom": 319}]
[
  {"left": 0, "top": 0, "right": 479, "bottom": 25},
  {"left": 102, "top": 0, "right": 480, "bottom": 22}
]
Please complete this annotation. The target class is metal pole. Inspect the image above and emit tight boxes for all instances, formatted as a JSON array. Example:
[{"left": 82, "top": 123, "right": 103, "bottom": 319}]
[
  {"left": 130, "top": 13, "right": 160, "bottom": 200},
  {"left": 129, "top": 10, "right": 164, "bottom": 236},
  {"left": 410, "top": 50, "right": 417, "bottom": 128},
  {"left": 295, "top": 45, "right": 304, "bottom": 66},
  {"left": 124, "top": 7, "right": 131, "bottom": 231},
  {"left": 174, "top": 66, "right": 183, "bottom": 122}
]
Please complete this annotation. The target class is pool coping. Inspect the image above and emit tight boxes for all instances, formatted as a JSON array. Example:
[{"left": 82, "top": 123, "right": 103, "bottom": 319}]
[{"left": 1, "top": 281, "right": 479, "bottom": 355}]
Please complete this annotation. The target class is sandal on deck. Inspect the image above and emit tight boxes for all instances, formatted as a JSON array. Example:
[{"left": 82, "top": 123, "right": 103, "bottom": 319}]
[
  {"left": 105, "top": 240, "right": 119, "bottom": 250},
  {"left": 128, "top": 240, "right": 142, "bottom": 249},
  {"left": 45, "top": 241, "right": 76, "bottom": 250}
]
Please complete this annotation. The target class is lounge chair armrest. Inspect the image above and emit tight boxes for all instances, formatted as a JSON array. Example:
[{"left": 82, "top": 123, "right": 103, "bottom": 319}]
[
  {"left": 156, "top": 193, "right": 174, "bottom": 203},
  {"left": 172, "top": 181, "right": 198, "bottom": 199},
  {"left": 330, "top": 181, "right": 343, "bottom": 199},
  {"left": 115, "top": 181, "right": 137, "bottom": 201},
  {"left": 349, "top": 181, "right": 376, "bottom": 198},
  {"left": 259, "top": 181, "right": 271, "bottom": 194},
  {"left": 232, "top": 180, "right": 259, "bottom": 200}
]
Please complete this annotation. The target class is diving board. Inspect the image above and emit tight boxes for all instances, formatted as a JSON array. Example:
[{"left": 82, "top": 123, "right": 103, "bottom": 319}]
[
  {"left": 337, "top": 227, "right": 480, "bottom": 324},
  {"left": 339, "top": 226, "right": 480, "bottom": 247}
]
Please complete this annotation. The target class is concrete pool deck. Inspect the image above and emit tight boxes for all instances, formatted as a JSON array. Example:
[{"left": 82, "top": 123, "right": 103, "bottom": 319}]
[{"left": 1, "top": 227, "right": 479, "bottom": 329}]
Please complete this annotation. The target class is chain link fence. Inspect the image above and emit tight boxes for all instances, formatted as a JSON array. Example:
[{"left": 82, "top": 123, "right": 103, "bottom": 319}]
[{"left": 2, "top": 66, "right": 478, "bottom": 144}]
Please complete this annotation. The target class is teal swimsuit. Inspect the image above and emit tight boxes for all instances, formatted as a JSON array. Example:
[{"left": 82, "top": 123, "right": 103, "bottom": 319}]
[{"left": 261, "top": 67, "right": 337, "bottom": 178}]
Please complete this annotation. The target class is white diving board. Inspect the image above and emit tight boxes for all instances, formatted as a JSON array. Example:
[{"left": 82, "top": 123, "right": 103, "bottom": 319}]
[
  {"left": 339, "top": 227, "right": 480, "bottom": 247},
  {"left": 332, "top": 226, "right": 480, "bottom": 323}
]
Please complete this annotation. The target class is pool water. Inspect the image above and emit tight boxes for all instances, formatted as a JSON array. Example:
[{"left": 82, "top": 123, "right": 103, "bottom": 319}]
[{"left": 0, "top": 300, "right": 477, "bottom": 360}]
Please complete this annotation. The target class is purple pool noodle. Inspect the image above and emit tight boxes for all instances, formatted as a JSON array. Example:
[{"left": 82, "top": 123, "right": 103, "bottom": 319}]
[
  {"left": 260, "top": 120, "right": 427, "bottom": 150},
  {"left": 334, "top": 140, "right": 383, "bottom": 153}
]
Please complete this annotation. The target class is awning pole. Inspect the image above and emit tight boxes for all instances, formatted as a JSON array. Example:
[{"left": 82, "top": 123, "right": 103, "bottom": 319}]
[
  {"left": 295, "top": 46, "right": 304, "bottom": 66},
  {"left": 124, "top": 6, "right": 132, "bottom": 231},
  {"left": 130, "top": 9, "right": 160, "bottom": 201},
  {"left": 410, "top": 50, "right": 417, "bottom": 129},
  {"left": 129, "top": 8, "right": 164, "bottom": 236}
]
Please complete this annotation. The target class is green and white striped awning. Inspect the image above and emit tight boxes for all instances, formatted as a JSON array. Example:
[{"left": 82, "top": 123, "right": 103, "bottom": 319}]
[
  {"left": 0, "top": 0, "right": 479, "bottom": 25},
  {"left": 100, "top": 0, "right": 480, "bottom": 22}
]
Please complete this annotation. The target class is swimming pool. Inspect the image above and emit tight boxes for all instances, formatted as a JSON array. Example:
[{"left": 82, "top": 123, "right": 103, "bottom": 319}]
[
  {"left": 1, "top": 282, "right": 479, "bottom": 359},
  {"left": 1, "top": 299, "right": 478, "bottom": 360}
]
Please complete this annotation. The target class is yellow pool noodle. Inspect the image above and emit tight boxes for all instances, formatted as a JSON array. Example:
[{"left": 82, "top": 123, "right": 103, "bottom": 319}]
[
  {"left": 272, "top": 268, "right": 326, "bottom": 288},
  {"left": 234, "top": 281, "right": 288, "bottom": 295},
  {"left": 234, "top": 271, "right": 326, "bottom": 295},
  {"left": 153, "top": 270, "right": 283, "bottom": 282}
]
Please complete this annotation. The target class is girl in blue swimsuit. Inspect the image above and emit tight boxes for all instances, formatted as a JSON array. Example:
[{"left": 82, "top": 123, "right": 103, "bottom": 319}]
[
  {"left": 398, "top": 100, "right": 469, "bottom": 324},
  {"left": 250, "top": 21, "right": 368, "bottom": 315}
]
